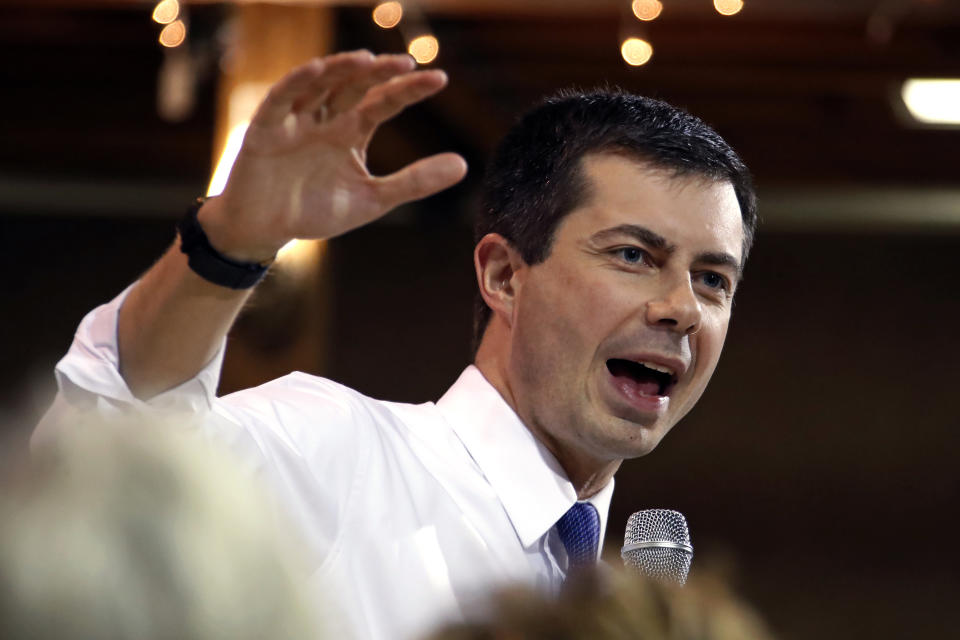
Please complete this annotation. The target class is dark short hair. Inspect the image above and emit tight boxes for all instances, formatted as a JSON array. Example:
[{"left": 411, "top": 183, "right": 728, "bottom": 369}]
[{"left": 473, "top": 89, "right": 758, "bottom": 348}]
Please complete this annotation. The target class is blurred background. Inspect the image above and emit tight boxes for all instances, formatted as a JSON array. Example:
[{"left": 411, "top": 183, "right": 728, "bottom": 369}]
[{"left": 1, "top": 1, "right": 958, "bottom": 638}]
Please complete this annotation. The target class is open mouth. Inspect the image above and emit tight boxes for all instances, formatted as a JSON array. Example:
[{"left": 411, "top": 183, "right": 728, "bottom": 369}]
[{"left": 606, "top": 359, "right": 677, "bottom": 397}]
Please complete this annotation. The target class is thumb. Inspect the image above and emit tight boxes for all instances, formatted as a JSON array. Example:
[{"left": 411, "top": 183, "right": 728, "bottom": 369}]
[{"left": 373, "top": 153, "right": 468, "bottom": 212}]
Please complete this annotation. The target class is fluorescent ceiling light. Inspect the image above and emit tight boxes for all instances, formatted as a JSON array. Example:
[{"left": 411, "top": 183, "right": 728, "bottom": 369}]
[{"left": 901, "top": 79, "right": 960, "bottom": 125}]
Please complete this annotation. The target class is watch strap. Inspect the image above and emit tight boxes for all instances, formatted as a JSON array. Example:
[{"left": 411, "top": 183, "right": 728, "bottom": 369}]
[{"left": 177, "top": 198, "right": 270, "bottom": 290}]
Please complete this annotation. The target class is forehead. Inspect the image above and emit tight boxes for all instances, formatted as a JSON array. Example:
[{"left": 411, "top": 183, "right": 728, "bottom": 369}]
[{"left": 560, "top": 153, "right": 744, "bottom": 259}]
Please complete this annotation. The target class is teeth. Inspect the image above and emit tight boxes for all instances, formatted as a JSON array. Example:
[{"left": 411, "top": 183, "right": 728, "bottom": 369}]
[{"left": 638, "top": 361, "right": 675, "bottom": 377}]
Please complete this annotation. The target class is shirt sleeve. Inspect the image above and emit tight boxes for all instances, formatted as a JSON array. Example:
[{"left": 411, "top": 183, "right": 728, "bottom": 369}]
[
  {"left": 32, "top": 284, "right": 226, "bottom": 448},
  {"left": 32, "top": 286, "right": 373, "bottom": 572}
]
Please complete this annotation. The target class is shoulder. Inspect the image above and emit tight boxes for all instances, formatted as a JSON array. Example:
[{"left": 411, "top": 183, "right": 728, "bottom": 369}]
[
  {"left": 212, "top": 372, "right": 436, "bottom": 456},
  {"left": 223, "top": 372, "right": 371, "bottom": 415}
]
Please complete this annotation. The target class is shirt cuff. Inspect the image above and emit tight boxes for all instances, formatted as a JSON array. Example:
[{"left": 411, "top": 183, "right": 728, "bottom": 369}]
[{"left": 54, "top": 283, "right": 226, "bottom": 415}]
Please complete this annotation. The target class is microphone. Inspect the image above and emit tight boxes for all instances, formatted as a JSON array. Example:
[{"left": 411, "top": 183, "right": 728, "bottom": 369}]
[{"left": 620, "top": 509, "right": 693, "bottom": 585}]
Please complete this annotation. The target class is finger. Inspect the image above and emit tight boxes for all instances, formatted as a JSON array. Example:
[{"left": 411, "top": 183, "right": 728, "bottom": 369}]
[
  {"left": 355, "top": 70, "right": 449, "bottom": 141},
  {"left": 290, "top": 51, "right": 381, "bottom": 114},
  {"left": 372, "top": 153, "right": 468, "bottom": 212},
  {"left": 254, "top": 51, "right": 375, "bottom": 127},
  {"left": 323, "top": 54, "right": 416, "bottom": 117},
  {"left": 253, "top": 59, "right": 327, "bottom": 127},
  {"left": 294, "top": 56, "right": 408, "bottom": 122}
]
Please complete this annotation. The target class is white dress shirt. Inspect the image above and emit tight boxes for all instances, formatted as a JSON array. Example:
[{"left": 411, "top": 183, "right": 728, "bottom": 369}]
[{"left": 36, "top": 289, "right": 614, "bottom": 640}]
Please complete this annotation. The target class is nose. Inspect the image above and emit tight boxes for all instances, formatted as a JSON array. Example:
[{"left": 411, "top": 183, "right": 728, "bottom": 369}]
[{"left": 645, "top": 273, "right": 702, "bottom": 335}]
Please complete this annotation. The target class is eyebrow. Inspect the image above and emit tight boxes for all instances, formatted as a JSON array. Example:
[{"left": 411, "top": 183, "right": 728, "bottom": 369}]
[
  {"left": 590, "top": 224, "right": 743, "bottom": 278},
  {"left": 694, "top": 251, "right": 743, "bottom": 279},
  {"left": 590, "top": 224, "right": 673, "bottom": 252}
]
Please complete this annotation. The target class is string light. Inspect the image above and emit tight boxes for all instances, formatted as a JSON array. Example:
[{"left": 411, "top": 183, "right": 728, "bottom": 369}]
[
  {"left": 152, "top": 0, "right": 179, "bottom": 25},
  {"left": 621, "top": 37, "right": 653, "bottom": 66},
  {"left": 158, "top": 19, "right": 187, "bottom": 48},
  {"left": 631, "top": 0, "right": 663, "bottom": 22},
  {"left": 714, "top": 0, "right": 744, "bottom": 16},
  {"left": 372, "top": 2, "right": 403, "bottom": 29},
  {"left": 408, "top": 35, "right": 439, "bottom": 64}
]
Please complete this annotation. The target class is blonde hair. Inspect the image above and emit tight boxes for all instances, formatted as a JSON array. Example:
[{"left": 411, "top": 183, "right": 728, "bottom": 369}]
[
  {"left": 0, "top": 417, "right": 321, "bottom": 640},
  {"left": 427, "top": 566, "right": 775, "bottom": 640}
]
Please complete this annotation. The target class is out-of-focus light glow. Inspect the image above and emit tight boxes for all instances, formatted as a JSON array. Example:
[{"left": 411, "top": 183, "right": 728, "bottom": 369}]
[
  {"left": 621, "top": 38, "right": 654, "bottom": 66},
  {"left": 408, "top": 35, "right": 439, "bottom": 64},
  {"left": 632, "top": 0, "right": 663, "bottom": 22},
  {"left": 714, "top": 0, "right": 744, "bottom": 16},
  {"left": 159, "top": 20, "right": 186, "bottom": 48},
  {"left": 901, "top": 79, "right": 960, "bottom": 125},
  {"left": 276, "top": 238, "right": 325, "bottom": 275},
  {"left": 226, "top": 83, "right": 271, "bottom": 130},
  {"left": 152, "top": 0, "right": 179, "bottom": 25},
  {"left": 372, "top": 2, "right": 403, "bottom": 29},
  {"left": 208, "top": 82, "right": 270, "bottom": 196},
  {"left": 207, "top": 122, "right": 248, "bottom": 197},
  {"left": 157, "top": 46, "right": 194, "bottom": 122}
]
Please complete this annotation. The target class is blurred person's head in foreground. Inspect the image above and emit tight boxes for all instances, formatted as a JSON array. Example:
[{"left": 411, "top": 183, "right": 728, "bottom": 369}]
[
  {"left": 0, "top": 417, "right": 322, "bottom": 640},
  {"left": 426, "top": 565, "right": 776, "bottom": 640}
]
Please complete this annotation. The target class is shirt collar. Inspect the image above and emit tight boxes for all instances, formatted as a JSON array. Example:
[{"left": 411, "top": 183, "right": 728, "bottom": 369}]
[{"left": 435, "top": 366, "right": 614, "bottom": 550}]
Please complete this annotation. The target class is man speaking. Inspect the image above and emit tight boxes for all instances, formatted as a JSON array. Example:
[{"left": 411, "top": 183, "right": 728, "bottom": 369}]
[{"left": 37, "top": 50, "right": 757, "bottom": 639}]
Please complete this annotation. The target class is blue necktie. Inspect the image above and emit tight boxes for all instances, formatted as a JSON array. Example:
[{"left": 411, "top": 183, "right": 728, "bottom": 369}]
[{"left": 556, "top": 502, "right": 600, "bottom": 569}]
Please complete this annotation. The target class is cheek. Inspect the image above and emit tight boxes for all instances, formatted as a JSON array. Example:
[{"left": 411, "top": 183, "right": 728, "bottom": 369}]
[
  {"left": 689, "top": 320, "right": 730, "bottom": 390},
  {"left": 511, "top": 272, "right": 603, "bottom": 382},
  {"left": 519, "top": 270, "right": 612, "bottom": 352}
]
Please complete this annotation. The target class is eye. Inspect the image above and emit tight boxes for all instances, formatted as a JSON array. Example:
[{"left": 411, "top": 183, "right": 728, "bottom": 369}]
[
  {"left": 615, "top": 247, "right": 647, "bottom": 264},
  {"left": 697, "top": 271, "right": 731, "bottom": 292}
]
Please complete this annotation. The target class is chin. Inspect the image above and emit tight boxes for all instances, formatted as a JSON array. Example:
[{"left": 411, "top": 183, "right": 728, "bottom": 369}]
[
  {"left": 619, "top": 437, "right": 664, "bottom": 460},
  {"left": 597, "top": 419, "right": 668, "bottom": 460}
]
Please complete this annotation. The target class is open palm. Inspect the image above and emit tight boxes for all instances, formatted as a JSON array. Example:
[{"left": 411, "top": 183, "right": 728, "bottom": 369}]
[{"left": 201, "top": 51, "right": 468, "bottom": 262}]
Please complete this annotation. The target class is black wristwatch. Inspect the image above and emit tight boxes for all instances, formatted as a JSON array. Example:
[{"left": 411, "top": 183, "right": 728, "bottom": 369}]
[{"left": 177, "top": 198, "right": 271, "bottom": 290}]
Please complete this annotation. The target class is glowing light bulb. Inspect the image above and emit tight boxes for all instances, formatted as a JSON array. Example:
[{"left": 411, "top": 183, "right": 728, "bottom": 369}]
[
  {"left": 408, "top": 35, "right": 439, "bottom": 64},
  {"left": 632, "top": 0, "right": 663, "bottom": 22},
  {"left": 621, "top": 38, "right": 654, "bottom": 67},
  {"left": 714, "top": 0, "right": 744, "bottom": 16},
  {"left": 372, "top": 2, "right": 403, "bottom": 29},
  {"left": 152, "top": 0, "right": 179, "bottom": 25},
  {"left": 159, "top": 20, "right": 186, "bottom": 48}
]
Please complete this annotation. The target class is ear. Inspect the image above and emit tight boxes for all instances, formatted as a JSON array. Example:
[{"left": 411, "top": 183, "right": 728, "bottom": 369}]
[{"left": 474, "top": 233, "right": 526, "bottom": 328}]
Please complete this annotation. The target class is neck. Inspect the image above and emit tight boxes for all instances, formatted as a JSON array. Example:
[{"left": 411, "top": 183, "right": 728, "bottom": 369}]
[
  {"left": 567, "top": 459, "right": 621, "bottom": 500},
  {"left": 474, "top": 326, "right": 621, "bottom": 499}
]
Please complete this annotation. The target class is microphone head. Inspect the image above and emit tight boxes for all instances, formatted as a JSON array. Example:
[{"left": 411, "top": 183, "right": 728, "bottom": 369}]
[{"left": 620, "top": 509, "right": 693, "bottom": 585}]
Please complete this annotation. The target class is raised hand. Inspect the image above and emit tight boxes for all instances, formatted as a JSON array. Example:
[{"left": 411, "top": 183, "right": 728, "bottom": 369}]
[{"left": 198, "top": 50, "right": 468, "bottom": 262}]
